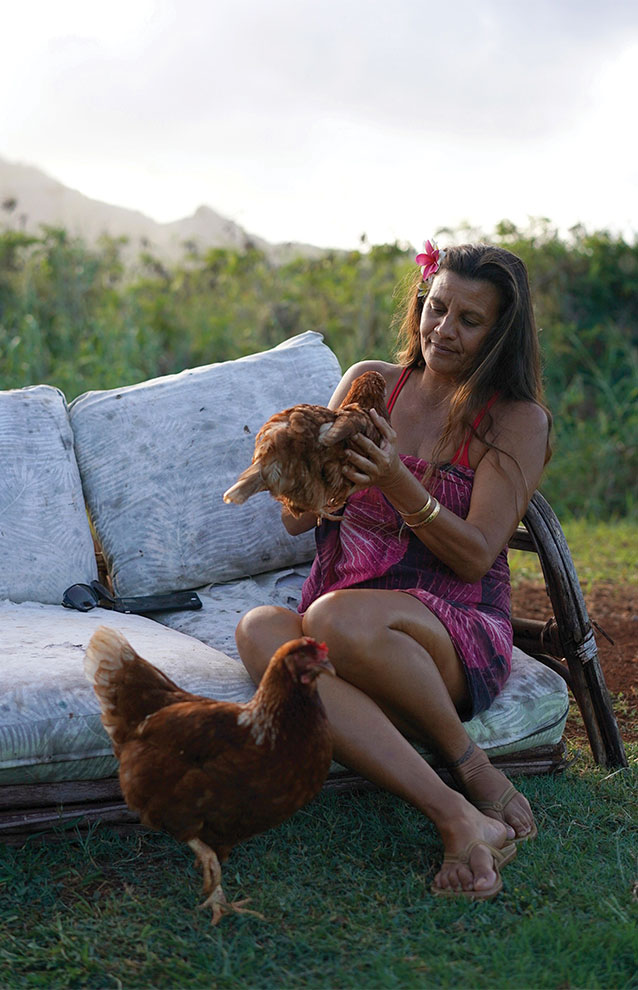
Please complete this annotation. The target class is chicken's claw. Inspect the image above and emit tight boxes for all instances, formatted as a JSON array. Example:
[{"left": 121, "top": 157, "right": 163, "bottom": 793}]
[
  {"left": 199, "top": 885, "right": 265, "bottom": 925},
  {"left": 188, "top": 838, "right": 264, "bottom": 924}
]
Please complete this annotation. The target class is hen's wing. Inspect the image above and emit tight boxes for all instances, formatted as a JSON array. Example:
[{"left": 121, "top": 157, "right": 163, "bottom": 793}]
[
  {"left": 317, "top": 404, "right": 379, "bottom": 447},
  {"left": 116, "top": 699, "right": 255, "bottom": 840},
  {"left": 118, "top": 687, "right": 331, "bottom": 849}
]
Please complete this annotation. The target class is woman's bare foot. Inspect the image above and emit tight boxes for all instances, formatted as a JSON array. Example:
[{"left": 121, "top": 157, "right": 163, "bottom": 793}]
[
  {"left": 432, "top": 803, "right": 516, "bottom": 897},
  {"left": 448, "top": 743, "right": 537, "bottom": 842}
]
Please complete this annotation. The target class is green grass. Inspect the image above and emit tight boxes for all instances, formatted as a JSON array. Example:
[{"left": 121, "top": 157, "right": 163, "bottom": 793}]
[
  {"left": 1, "top": 750, "right": 637, "bottom": 989},
  {"left": 510, "top": 517, "right": 638, "bottom": 590}
]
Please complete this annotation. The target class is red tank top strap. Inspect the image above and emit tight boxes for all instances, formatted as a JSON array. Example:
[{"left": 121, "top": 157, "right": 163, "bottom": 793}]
[
  {"left": 387, "top": 371, "right": 498, "bottom": 468},
  {"left": 452, "top": 393, "right": 500, "bottom": 468},
  {"left": 386, "top": 366, "right": 412, "bottom": 414}
]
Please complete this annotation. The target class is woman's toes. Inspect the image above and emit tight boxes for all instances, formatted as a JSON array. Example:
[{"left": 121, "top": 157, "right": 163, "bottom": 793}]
[
  {"left": 468, "top": 845, "right": 497, "bottom": 890},
  {"left": 456, "top": 863, "right": 475, "bottom": 891},
  {"left": 486, "top": 792, "right": 535, "bottom": 841},
  {"left": 435, "top": 862, "right": 463, "bottom": 891},
  {"left": 457, "top": 867, "right": 475, "bottom": 891},
  {"left": 508, "top": 798, "right": 536, "bottom": 838},
  {"left": 435, "top": 844, "right": 499, "bottom": 893}
]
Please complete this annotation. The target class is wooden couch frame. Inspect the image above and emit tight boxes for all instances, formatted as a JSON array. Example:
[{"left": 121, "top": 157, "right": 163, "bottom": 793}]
[{"left": 0, "top": 492, "right": 627, "bottom": 841}]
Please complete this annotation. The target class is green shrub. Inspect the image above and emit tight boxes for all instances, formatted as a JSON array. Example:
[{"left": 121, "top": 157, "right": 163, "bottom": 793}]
[{"left": 1, "top": 221, "right": 636, "bottom": 518}]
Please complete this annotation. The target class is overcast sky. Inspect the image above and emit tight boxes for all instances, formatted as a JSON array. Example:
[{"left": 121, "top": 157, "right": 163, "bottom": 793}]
[{"left": 2, "top": 0, "right": 638, "bottom": 249}]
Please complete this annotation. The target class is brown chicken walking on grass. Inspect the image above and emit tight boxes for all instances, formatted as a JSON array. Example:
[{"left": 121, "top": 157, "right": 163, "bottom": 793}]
[
  {"left": 223, "top": 369, "right": 390, "bottom": 519},
  {"left": 84, "top": 626, "right": 335, "bottom": 924}
]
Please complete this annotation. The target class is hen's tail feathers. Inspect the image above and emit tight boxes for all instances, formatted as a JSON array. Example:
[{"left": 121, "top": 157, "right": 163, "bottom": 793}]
[
  {"left": 223, "top": 463, "right": 265, "bottom": 504},
  {"left": 84, "top": 625, "right": 133, "bottom": 684},
  {"left": 84, "top": 626, "right": 181, "bottom": 748}
]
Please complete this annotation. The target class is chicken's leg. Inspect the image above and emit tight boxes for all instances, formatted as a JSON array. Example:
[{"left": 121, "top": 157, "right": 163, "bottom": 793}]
[{"left": 187, "top": 838, "right": 263, "bottom": 925}]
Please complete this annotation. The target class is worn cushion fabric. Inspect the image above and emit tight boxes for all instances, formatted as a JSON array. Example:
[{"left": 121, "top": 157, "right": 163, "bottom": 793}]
[
  {"left": 69, "top": 332, "right": 342, "bottom": 597},
  {"left": 157, "top": 567, "right": 570, "bottom": 758},
  {"left": 464, "top": 651, "right": 568, "bottom": 755},
  {"left": 0, "top": 602, "right": 255, "bottom": 785},
  {"left": 0, "top": 386, "right": 97, "bottom": 604},
  {"left": 155, "top": 564, "right": 315, "bottom": 661},
  {"left": 0, "top": 591, "right": 568, "bottom": 787},
  {"left": 0, "top": 580, "right": 568, "bottom": 785}
]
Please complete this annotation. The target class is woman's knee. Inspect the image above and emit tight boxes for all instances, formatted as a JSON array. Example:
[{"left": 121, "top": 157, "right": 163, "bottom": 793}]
[
  {"left": 235, "top": 605, "right": 269, "bottom": 652},
  {"left": 302, "top": 592, "right": 374, "bottom": 665},
  {"left": 235, "top": 605, "right": 303, "bottom": 681}
]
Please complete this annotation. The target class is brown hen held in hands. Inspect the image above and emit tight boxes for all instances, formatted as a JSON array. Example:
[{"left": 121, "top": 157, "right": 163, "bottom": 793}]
[
  {"left": 84, "top": 627, "right": 335, "bottom": 924},
  {"left": 222, "top": 370, "right": 389, "bottom": 519}
]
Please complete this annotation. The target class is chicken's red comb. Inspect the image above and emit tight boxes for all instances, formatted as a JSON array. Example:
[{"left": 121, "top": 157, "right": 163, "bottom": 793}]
[{"left": 302, "top": 637, "right": 330, "bottom": 660}]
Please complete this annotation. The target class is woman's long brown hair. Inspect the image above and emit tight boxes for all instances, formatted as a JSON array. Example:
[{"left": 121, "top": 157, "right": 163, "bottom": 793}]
[{"left": 393, "top": 243, "right": 553, "bottom": 473}]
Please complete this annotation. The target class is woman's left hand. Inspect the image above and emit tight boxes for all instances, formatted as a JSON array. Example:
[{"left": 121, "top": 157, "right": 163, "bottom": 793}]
[{"left": 343, "top": 409, "right": 406, "bottom": 493}]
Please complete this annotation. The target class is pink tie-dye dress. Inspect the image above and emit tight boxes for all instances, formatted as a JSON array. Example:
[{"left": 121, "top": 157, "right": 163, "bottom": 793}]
[{"left": 298, "top": 454, "right": 513, "bottom": 718}]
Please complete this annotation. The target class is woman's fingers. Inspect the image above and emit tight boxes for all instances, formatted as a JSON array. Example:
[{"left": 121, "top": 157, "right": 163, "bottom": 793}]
[
  {"left": 345, "top": 448, "right": 373, "bottom": 473},
  {"left": 347, "top": 440, "right": 383, "bottom": 465},
  {"left": 343, "top": 465, "right": 372, "bottom": 485},
  {"left": 346, "top": 445, "right": 392, "bottom": 487},
  {"left": 345, "top": 411, "right": 402, "bottom": 488},
  {"left": 349, "top": 433, "right": 375, "bottom": 454},
  {"left": 370, "top": 407, "right": 396, "bottom": 440}
]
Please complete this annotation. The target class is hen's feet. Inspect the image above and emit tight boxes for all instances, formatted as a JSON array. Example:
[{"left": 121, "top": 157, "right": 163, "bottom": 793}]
[
  {"left": 432, "top": 807, "right": 516, "bottom": 899},
  {"left": 199, "top": 885, "right": 264, "bottom": 926},
  {"left": 187, "top": 840, "right": 265, "bottom": 925},
  {"left": 449, "top": 743, "right": 537, "bottom": 843}
]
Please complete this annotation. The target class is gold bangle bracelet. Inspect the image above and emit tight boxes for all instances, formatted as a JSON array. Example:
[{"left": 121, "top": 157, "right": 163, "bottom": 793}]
[
  {"left": 400, "top": 494, "right": 433, "bottom": 525},
  {"left": 405, "top": 499, "right": 441, "bottom": 529}
]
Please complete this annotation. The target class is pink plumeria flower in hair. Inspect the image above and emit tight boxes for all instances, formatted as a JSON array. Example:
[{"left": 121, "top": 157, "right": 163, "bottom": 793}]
[{"left": 415, "top": 239, "right": 445, "bottom": 295}]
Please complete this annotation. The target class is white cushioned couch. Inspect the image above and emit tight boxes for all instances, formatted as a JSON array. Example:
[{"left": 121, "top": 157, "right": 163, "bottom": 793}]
[{"left": 0, "top": 332, "right": 569, "bottom": 813}]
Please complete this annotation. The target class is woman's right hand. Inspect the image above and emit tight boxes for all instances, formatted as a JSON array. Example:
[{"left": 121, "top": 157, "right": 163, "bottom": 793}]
[{"left": 343, "top": 409, "right": 406, "bottom": 495}]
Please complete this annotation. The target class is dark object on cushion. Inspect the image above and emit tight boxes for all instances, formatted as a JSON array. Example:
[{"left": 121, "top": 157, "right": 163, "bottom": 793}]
[{"left": 63, "top": 581, "right": 202, "bottom": 614}]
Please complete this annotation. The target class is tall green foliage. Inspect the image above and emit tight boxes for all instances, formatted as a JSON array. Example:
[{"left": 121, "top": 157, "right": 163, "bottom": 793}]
[
  {"left": 495, "top": 220, "right": 638, "bottom": 516},
  {"left": 0, "top": 220, "right": 636, "bottom": 518}
]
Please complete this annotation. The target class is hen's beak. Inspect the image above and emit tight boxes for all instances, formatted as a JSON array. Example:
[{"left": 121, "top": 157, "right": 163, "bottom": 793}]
[
  {"left": 301, "top": 658, "right": 336, "bottom": 684},
  {"left": 319, "top": 659, "right": 336, "bottom": 677}
]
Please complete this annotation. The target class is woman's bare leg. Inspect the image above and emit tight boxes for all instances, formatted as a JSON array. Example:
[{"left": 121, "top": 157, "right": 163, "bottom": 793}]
[
  {"left": 236, "top": 602, "right": 524, "bottom": 894},
  {"left": 302, "top": 588, "right": 536, "bottom": 841}
]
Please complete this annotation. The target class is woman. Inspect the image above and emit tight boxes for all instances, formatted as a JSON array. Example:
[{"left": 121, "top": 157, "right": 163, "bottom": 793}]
[{"left": 236, "top": 242, "right": 551, "bottom": 900}]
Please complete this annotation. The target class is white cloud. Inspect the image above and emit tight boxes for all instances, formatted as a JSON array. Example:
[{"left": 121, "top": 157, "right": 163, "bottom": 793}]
[{"left": 1, "top": 0, "right": 638, "bottom": 247}]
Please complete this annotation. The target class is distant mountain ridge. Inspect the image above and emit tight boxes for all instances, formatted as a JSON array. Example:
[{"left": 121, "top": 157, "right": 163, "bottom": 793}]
[{"left": 0, "top": 156, "right": 323, "bottom": 263}]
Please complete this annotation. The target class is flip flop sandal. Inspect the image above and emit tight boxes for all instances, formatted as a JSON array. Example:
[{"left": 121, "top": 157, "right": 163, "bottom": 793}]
[
  {"left": 475, "top": 782, "right": 538, "bottom": 844},
  {"left": 431, "top": 840, "right": 517, "bottom": 901}
]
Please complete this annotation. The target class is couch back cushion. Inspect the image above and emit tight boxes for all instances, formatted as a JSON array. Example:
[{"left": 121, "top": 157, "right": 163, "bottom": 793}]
[
  {"left": 0, "top": 385, "right": 97, "bottom": 604},
  {"left": 69, "top": 332, "right": 342, "bottom": 596}
]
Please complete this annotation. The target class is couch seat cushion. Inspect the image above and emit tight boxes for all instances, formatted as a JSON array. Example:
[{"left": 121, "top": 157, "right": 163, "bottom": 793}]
[
  {"left": 157, "top": 567, "right": 570, "bottom": 758},
  {"left": 1, "top": 587, "right": 568, "bottom": 789},
  {"left": 0, "top": 601, "right": 254, "bottom": 785}
]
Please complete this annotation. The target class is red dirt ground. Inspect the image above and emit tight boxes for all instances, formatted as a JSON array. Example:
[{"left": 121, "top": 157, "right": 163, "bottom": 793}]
[{"left": 512, "top": 581, "right": 638, "bottom": 746}]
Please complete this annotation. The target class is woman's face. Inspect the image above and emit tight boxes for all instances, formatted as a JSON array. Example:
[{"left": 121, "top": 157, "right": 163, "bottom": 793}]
[{"left": 419, "top": 270, "right": 502, "bottom": 379}]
